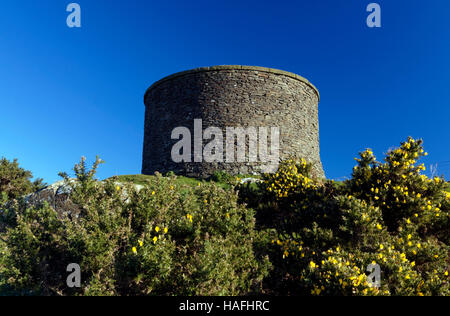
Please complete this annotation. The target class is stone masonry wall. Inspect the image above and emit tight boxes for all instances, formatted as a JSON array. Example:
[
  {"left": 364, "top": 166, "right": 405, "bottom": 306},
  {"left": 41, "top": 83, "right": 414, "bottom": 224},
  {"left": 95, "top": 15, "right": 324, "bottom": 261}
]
[{"left": 142, "top": 65, "right": 325, "bottom": 178}]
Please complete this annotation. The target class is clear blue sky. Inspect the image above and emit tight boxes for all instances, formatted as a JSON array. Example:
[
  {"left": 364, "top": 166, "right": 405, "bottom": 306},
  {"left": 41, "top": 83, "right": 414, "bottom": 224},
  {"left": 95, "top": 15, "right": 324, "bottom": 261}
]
[{"left": 1, "top": 0, "right": 449, "bottom": 183}]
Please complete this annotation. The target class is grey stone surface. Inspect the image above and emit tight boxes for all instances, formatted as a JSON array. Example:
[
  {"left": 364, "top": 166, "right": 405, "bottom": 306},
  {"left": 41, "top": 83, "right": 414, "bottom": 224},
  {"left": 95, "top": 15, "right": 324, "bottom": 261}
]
[
  {"left": 19, "top": 181, "right": 146, "bottom": 220},
  {"left": 23, "top": 180, "right": 81, "bottom": 219},
  {"left": 142, "top": 65, "right": 325, "bottom": 178}
]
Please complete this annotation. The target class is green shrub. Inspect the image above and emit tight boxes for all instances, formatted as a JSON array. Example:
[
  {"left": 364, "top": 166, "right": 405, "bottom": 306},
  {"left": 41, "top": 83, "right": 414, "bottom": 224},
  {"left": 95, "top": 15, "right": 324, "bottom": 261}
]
[
  {"left": 210, "top": 171, "right": 235, "bottom": 184},
  {"left": 241, "top": 138, "right": 449, "bottom": 296},
  {"left": 0, "top": 158, "right": 45, "bottom": 201},
  {"left": 0, "top": 157, "right": 270, "bottom": 296},
  {"left": 1, "top": 137, "right": 448, "bottom": 296}
]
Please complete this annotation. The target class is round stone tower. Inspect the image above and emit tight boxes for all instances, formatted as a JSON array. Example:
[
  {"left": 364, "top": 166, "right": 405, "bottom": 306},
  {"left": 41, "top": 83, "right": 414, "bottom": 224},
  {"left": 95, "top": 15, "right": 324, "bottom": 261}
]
[{"left": 142, "top": 65, "right": 324, "bottom": 178}]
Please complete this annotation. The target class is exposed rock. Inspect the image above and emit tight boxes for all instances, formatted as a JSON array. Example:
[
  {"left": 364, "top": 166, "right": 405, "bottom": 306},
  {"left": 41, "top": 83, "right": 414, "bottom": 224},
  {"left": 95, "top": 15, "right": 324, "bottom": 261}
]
[
  {"left": 18, "top": 180, "right": 146, "bottom": 219},
  {"left": 240, "top": 177, "right": 262, "bottom": 184},
  {"left": 23, "top": 180, "right": 81, "bottom": 220}
]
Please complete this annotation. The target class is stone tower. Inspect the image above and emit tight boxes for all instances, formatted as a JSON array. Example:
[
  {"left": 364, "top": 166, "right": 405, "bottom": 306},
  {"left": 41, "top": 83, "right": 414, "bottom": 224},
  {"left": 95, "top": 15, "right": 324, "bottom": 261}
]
[{"left": 142, "top": 65, "right": 324, "bottom": 178}]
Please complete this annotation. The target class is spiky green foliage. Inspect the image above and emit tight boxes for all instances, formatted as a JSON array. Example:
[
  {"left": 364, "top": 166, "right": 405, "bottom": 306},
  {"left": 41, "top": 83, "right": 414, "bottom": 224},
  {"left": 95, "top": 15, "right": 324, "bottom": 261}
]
[
  {"left": 0, "top": 158, "right": 45, "bottom": 201},
  {"left": 0, "top": 157, "right": 270, "bottom": 296},
  {"left": 241, "top": 138, "right": 449, "bottom": 296},
  {"left": 0, "top": 138, "right": 448, "bottom": 296}
]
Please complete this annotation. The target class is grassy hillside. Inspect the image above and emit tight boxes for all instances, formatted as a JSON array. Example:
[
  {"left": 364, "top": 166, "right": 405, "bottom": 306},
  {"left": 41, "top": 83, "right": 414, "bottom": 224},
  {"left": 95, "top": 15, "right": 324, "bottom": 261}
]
[
  {"left": 109, "top": 174, "right": 204, "bottom": 187},
  {"left": 108, "top": 173, "right": 261, "bottom": 190},
  {"left": 110, "top": 175, "right": 450, "bottom": 193}
]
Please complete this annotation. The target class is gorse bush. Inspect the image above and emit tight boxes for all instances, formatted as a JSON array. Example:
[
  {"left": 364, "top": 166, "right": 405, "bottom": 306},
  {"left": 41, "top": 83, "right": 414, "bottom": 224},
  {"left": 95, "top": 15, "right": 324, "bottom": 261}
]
[
  {"left": 0, "top": 158, "right": 45, "bottom": 202},
  {"left": 0, "top": 138, "right": 448, "bottom": 296},
  {"left": 346, "top": 138, "right": 448, "bottom": 239},
  {"left": 241, "top": 137, "right": 449, "bottom": 296},
  {"left": 0, "top": 157, "right": 270, "bottom": 296}
]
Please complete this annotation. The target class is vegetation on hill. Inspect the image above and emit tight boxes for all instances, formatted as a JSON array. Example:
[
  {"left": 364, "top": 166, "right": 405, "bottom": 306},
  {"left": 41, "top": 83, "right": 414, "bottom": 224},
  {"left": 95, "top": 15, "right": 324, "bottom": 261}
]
[
  {"left": 0, "top": 138, "right": 448, "bottom": 296},
  {"left": 0, "top": 157, "right": 269, "bottom": 296},
  {"left": 241, "top": 138, "right": 449, "bottom": 295},
  {"left": 109, "top": 171, "right": 257, "bottom": 190},
  {"left": 0, "top": 158, "right": 45, "bottom": 202}
]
